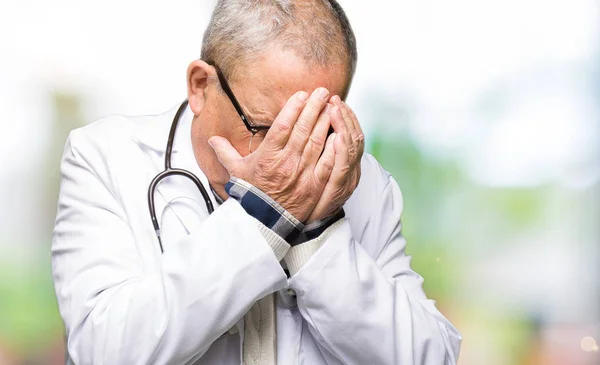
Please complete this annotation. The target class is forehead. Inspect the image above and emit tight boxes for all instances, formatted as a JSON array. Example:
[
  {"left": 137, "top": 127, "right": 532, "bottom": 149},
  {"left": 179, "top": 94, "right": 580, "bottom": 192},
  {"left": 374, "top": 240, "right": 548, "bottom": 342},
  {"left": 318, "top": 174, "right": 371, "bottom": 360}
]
[{"left": 230, "top": 48, "right": 349, "bottom": 124}]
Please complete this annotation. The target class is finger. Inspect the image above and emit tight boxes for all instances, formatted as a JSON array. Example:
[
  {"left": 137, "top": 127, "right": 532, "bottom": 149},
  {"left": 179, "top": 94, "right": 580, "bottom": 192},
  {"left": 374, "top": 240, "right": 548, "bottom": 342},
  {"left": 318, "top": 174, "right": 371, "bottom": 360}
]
[
  {"left": 260, "top": 91, "right": 308, "bottom": 151},
  {"left": 208, "top": 136, "right": 242, "bottom": 172},
  {"left": 346, "top": 103, "right": 362, "bottom": 136},
  {"left": 334, "top": 127, "right": 361, "bottom": 191},
  {"left": 333, "top": 131, "right": 350, "bottom": 174},
  {"left": 324, "top": 131, "right": 350, "bottom": 188},
  {"left": 313, "top": 132, "right": 337, "bottom": 185},
  {"left": 329, "top": 105, "right": 350, "bottom": 148},
  {"left": 344, "top": 103, "right": 365, "bottom": 159},
  {"left": 329, "top": 97, "right": 352, "bottom": 149},
  {"left": 339, "top": 102, "right": 358, "bottom": 147},
  {"left": 331, "top": 97, "right": 360, "bottom": 162},
  {"left": 304, "top": 103, "right": 333, "bottom": 165},
  {"left": 286, "top": 87, "right": 330, "bottom": 153}
]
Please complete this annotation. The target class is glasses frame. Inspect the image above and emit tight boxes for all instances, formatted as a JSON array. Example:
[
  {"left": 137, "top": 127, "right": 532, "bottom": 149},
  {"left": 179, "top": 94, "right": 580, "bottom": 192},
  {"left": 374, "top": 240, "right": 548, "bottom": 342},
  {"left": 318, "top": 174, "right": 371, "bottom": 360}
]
[{"left": 209, "top": 62, "right": 270, "bottom": 136}]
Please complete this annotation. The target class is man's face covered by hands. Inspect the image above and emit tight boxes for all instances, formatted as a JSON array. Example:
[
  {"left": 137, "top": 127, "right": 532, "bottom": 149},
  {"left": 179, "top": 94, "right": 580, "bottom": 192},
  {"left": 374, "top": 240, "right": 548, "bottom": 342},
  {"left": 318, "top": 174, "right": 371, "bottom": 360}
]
[{"left": 188, "top": 46, "right": 364, "bottom": 223}]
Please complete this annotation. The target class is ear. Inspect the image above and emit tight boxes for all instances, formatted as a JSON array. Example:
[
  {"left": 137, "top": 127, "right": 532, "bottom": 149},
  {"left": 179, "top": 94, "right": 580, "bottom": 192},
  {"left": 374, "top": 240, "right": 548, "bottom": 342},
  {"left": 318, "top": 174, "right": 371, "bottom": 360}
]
[{"left": 186, "top": 60, "right": 214, "bottom": 115}]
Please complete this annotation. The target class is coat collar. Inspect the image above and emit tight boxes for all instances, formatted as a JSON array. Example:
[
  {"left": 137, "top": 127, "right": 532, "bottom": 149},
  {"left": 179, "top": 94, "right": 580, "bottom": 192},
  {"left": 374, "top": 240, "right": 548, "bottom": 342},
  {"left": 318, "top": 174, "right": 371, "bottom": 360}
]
[{"left": 132, "top": 101, "right": 190, "bottom": 153}]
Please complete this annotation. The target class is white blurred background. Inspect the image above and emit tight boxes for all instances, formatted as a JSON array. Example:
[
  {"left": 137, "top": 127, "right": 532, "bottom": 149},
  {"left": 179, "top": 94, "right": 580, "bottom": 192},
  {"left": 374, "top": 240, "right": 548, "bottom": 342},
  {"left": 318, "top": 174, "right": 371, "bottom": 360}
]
[{"left": 0, "top": 1, "right": 598, "bottom": 364}]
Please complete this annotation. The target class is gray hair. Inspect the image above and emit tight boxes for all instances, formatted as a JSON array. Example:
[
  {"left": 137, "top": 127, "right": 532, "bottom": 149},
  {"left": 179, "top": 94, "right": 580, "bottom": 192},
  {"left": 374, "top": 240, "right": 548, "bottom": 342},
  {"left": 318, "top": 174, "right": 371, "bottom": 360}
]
[{"left": 201, "top": 0, "right": 357, "bottom": 86}]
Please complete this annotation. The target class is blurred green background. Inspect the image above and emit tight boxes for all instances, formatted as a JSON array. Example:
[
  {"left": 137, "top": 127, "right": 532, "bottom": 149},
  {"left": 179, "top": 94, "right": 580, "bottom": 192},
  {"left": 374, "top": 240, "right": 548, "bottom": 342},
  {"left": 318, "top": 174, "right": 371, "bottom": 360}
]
[{"left": 0, "top": 0, "right": 598, "bottom": 364}]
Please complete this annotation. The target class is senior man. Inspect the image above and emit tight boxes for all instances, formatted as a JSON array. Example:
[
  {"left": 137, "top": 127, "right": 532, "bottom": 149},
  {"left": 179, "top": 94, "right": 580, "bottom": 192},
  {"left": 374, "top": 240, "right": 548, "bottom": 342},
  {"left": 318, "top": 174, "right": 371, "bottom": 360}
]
[{"left": 52, "top": 1, "right": 461, "bottom": 364}]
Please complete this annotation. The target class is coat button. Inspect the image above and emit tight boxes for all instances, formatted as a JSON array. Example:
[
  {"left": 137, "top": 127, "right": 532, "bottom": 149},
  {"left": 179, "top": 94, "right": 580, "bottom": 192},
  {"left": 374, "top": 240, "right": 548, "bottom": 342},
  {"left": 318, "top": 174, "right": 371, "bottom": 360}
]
[{"left": 287, "top": 288, "right": 296, "bottom": 297}]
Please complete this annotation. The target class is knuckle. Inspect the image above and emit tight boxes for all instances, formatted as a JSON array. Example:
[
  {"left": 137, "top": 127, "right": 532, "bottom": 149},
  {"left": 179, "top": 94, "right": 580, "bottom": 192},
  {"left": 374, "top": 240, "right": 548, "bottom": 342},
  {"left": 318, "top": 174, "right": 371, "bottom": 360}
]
[
  {"left": 349, "top": 108, "right": 358, "bottom": 120},
  {"left": 339, "top": 164, "right": 351, "bottom": 175},
  {"left": 273, "top": 120, "right": 291, "bottom": 135},
  {"left": 347, "top": 144, "right": 357, "bottom": 157},
  {"left": 294, "top": 118, "right": 313, "bottom": 135},
  {"left": 315, "top": 173, "right": 328, "bottom": 187},
  {"left": 321, "top": 159, "right": 334, "bottom": 174},
  {"left": 308, "top": 134, "right": 325, "bottom": 148}
]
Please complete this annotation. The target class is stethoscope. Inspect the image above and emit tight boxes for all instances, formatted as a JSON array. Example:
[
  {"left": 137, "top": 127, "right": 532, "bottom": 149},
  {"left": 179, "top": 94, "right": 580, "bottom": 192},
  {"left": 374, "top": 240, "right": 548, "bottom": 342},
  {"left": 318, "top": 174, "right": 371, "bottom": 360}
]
[{"left": 147, "top": 100, "right": 214, "bottom": 253}]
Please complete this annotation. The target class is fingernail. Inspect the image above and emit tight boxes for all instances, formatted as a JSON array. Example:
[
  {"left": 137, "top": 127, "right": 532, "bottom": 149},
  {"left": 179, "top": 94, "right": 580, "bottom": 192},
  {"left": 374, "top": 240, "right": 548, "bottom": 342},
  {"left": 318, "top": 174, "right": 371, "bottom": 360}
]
[
  {"left": 297, "top": 91, "right": 309, "bottom": 101},
  {"left": 318, "top": 88, "right": 329, "bottom": 99},
  {"left": 336, "top": 106, "right": 343, "bottom": 118}
]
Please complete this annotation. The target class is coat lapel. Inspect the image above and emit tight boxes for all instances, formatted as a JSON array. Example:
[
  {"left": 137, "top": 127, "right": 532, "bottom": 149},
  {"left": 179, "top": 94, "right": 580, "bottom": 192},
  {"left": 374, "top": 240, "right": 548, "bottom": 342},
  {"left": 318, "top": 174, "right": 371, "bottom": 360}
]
[{"left": 132, "top": 102, "right": 249, "bottom": 342}]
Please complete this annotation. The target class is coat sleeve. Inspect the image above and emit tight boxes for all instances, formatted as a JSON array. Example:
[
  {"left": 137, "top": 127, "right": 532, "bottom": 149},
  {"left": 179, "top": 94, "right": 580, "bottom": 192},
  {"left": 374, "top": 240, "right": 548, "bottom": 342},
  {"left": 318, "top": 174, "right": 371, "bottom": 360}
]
[
  {"left": 51, "top": 131, "right": 288, "bottom": 365},
  {"left": 287, "top": 175, "right": 462, "bottom": 365}
]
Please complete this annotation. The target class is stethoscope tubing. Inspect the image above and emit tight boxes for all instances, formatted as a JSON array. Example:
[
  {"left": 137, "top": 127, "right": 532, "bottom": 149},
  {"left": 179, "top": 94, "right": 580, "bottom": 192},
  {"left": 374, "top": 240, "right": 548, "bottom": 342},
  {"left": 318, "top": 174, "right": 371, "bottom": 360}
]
[{"left": 147, "top": 100, "right": 215, "bottom": 253}]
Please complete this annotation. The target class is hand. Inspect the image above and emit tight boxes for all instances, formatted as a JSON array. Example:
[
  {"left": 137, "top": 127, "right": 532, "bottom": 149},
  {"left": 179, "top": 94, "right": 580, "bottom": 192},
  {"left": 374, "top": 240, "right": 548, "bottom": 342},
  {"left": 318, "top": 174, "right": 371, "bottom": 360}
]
[
  {"left": 307, "top": 96, "right": 364, "bottom": 222},
  {"left": 208, "top": 88, "right": 337, "bottom": 222}
]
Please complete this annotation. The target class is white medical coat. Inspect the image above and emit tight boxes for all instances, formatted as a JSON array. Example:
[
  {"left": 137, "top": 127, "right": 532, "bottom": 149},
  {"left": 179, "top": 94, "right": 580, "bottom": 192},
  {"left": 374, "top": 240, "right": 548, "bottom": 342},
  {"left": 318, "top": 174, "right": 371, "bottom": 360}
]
[{"left": 52, "top": 104, "right": 461, "bottom": 365}]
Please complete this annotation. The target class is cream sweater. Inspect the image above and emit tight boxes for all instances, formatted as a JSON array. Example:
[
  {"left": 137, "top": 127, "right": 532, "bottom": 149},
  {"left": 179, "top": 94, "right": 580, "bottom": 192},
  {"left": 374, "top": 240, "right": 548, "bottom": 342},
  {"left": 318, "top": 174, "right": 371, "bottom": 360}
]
[{"left": 242, "top": 220, "right": 344, "bottom": 364}]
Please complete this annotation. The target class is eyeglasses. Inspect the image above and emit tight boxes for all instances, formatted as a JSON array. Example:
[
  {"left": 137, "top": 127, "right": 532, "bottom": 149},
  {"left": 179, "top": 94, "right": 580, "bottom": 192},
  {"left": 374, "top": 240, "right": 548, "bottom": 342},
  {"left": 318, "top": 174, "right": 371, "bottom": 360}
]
[{"left": 209, "top": 62, "right": 270, "bottom": 152}]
